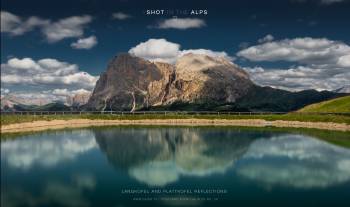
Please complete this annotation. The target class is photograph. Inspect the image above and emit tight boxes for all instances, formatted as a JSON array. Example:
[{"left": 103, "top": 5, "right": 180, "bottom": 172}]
[{"left": 1, "top": 0, "right": 350, "bottom": 207}]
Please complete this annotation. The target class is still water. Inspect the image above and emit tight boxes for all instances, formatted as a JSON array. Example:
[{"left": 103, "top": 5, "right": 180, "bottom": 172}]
[{"left": 1, "top": 126, "right": 350, "bottom": 207}]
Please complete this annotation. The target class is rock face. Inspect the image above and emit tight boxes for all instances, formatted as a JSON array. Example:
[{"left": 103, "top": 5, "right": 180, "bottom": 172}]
[
  {"left": 161, "top": 54, "right": 252, "bottom": 105},
  {"left": 86, "top": 53, "right": 253, "bottom": 111},
  {"left": 66, "top": 91, "right": 91, "bottom": 107},
  {"left": 86, "top": 53, "right": 164, "bottom": 111}
]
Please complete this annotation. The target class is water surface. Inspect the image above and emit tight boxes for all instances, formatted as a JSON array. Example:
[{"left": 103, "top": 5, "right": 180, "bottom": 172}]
[{"left": 1, "top": 126, "right": 350, "bottom": 207}]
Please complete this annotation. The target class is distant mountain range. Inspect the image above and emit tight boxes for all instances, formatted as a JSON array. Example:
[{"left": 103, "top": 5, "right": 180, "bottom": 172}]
[
  {"left": 1, "top": 91, "right": 91, "bottom": 111},
  {"left": 2, "top": 53, "right": 348, "bottom": 112}
]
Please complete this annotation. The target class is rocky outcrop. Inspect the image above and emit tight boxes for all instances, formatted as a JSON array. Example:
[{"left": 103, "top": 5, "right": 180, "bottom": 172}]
[
  {"left": 66, "top": 91, "right": 91, "bottom": 107},
  {"left": 86, "top": 53, "right": 253, "bottom": 111},
  {"left": 160, "top": 54, "right": 253, "bottom": 105},
  {"left": 86, "top": 53, "right": 164, "bottom": 111}
]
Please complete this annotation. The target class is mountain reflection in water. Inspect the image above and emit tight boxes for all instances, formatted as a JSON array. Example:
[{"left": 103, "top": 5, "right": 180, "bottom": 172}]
[
  {"left": 94, "top": 127, "right": 258, "bottom": 186},
  {"left": 1, "top": 127, "right": 350, "bottom": 207}
]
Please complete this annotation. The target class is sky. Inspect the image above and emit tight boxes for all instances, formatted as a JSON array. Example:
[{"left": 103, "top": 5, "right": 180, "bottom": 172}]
[{"left": 1, "top": 0, "right": 350, "bottom": 102}]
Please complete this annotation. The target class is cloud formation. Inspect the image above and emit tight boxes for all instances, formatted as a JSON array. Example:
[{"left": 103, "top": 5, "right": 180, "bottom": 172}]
[
  {"left": 42, "top": 15, "right": 92, "bottom": 43},
  {"left": 244, "top": 65, "right": 350, "bottom": 91},
  {"left": 1, "top": 57, "right": 98, "bottom": 102},
  {"left": 71, "top": 36, "right": 97, "bottom": 49},
  {"left": 155, "top": 18, "right": 206, "bottom": 30},
  {"left": 1, "top": 11, "right": 93, "bottom": 43},
  {"left": 258, "top": 34, "right": 274, "bottom": 43},
  {"left": 1, "top": 11, "right": 49, "bottom": 35},
  {"left": 1, "top": 57, "right": 98, "bottom": 89},
  {"left": 238, "top": 37, "right": 350, "bottom": 91},
  {"left": 237, "top": 37, "right": 350, "bottom": 65},
  {"left": 112, "top": 12, "right": 131, "bottom": 20},
  {"left": 129, "top": 38, "right": 232, "bottom": 63}
]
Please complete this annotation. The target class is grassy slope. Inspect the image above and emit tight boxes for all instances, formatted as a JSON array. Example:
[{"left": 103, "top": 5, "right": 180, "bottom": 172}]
[
  {"left": 298, "top": 95, "right": 350, "bottom": 113},
  {"left": 1, "top": 113, "right": 350, "bottom": 126}
]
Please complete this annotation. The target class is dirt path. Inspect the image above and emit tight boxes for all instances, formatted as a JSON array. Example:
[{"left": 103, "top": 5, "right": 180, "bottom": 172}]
[{"left": 1, "top": 119, "right": 350, "bottom": 134}]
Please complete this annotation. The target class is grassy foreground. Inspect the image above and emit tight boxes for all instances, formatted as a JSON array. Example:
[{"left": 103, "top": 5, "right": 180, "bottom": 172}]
[
  {"left": 1, "top": 113, "right": 350, "bottom": 126},
  {"left": 298, "top": 95, "right": 350, "bottom": 113}
]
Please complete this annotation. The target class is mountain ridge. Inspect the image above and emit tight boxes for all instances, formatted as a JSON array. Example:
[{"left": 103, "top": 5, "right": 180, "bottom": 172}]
[
  {"left": 85, "top": 53, "right": 344, "bottom": 112},
  {"left": 85, "top": 53, "right": 255, "bottom": 111}
]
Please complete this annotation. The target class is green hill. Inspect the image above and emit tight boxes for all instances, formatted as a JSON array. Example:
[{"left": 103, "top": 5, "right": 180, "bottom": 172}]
[{"left": 298, "top": 96, "right": 350, "bottom": 113}]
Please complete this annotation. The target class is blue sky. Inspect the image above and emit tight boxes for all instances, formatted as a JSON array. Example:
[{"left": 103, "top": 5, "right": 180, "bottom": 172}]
[{"left": 1, "top": 0, "right": 350, "bottom": 102}]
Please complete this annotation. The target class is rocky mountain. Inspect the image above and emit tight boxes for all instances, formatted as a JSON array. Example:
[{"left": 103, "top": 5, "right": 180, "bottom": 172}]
[
  {"left": 1, "top": 95, "right": 52, "bottom": 111},
  {"left": 86, "top": 53, "right": 254, "bottom": 111},
  {"left": 66, "top": 91, "right": 91, "bottom": 108},
  {"left": 86, "top": 53, "right": 343, "bottom": 112}
]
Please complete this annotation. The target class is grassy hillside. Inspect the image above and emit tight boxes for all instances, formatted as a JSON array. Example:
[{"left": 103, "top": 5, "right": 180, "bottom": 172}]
[{"left": 298, "top": 96, "right": 350, "bottom": 113}]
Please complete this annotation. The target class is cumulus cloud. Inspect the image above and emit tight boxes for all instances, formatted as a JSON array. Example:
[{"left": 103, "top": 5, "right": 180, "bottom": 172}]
[
  {"left": 244, "top": 65, "right": 350, "bottom": 91},
  {"left": 1, "top": 11, "right": 93, "bottom": 42},
  {"left": 238, "top": 37, "right": 350, "bottom": 91},
  {"left": 337, "top": 54, "right": 350, "bottom": 67},
  {"left": 1, "top": 57, "right": 98, "bottom": 89},
  {"left": 237, "top": 37, "right": 350, "bottom": 65},
  {"left": 155, "top": 18, "right": 206, "bottom": 30},
  {"left": 52, "top": 88, "right": 91, "bottom": 97},
  {"left": 1, "top": 57, "right": 98, "bottom": 103},
  {"left": 129, "top": 38, "right": 181, "bottom": 63},
  {"left": 1, "top": 11, "right": 21, "bottom": 33},
  {"left": 129, "top": 38, "right": 232, "bottom": 63},
  {"left": 0, "top": 11, "right": 49, "bottom": 35},
  {"left": 112, "top": 12, "right": 131, "bottom": 20},
  {"left": 42, "top": 15, "right": 92, "bottom": 43},
  {"left": 71, "top": 36, "right": 97, "bottom": 49},
  {"left": 258, "top": 34, "right": 274, "bottom": 43}
]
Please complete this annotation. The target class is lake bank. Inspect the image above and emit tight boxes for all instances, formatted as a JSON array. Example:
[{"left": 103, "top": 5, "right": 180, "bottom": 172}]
[{"left": 1, "top": 118, "right": 350, "bottom": 134}]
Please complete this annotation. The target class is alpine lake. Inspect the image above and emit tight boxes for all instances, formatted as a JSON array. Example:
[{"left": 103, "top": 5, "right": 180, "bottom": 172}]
[{"left": 1, "top": 126, "right": 350, "bottom": 207}]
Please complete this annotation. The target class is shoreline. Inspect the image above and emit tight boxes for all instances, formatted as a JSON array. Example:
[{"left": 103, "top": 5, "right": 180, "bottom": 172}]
[{"left": 1, "top": 118, "right": 350, "bottom": 134}]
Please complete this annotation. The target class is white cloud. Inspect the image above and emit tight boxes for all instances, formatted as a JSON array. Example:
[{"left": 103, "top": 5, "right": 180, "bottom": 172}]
[
  {"left": 237, "top": 37, "right": 350, "bottom": 65},
  {"left": 52, "top": 88, "right": 91, "bottom": 97},
  {"left": 244, "top": 65, "right": 350, "bottom": 91},
  {"left": 0, "top": 11, "right": 49, "bottom": 35},
  {"left": 1, "top": 56, "right": 98, "bottom": 104},
  {"left": 1, "top": 57, "right": 98, "bottom": 89},
  {"left": 258, "top": 34, "right": 274, "bottom": 43},
  {"left": 337, "top": 54, "right": 350, "bottom": 67},
  {"left": 129, "top": 38, "right": 233, "bottom": 63},
  {"left": 129, "top": 38, "right": 181, "bottom": 63},
  {"left": 155, "top": 18, "right": 206, "bottom": 30},
  {"left": 71, "top": 36, "right": 97, "bottom": 49},
  {"left": 180, "top": 49, "right": 234, "bottom": 61},
  {"left": 238, "top": 37, "right": 350, "bottom": 91},
  {"left": 1, "top": 11, "right": 21, "bottom": 33},
  {"left": 42, "top": 15, "right": 92, "bottom": 43},
  {"left": 1, "top": 11, "right": 93, "bottom": 43},
  {"left": 112, "top": 12, "right": 131, "bottom": 20}
]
